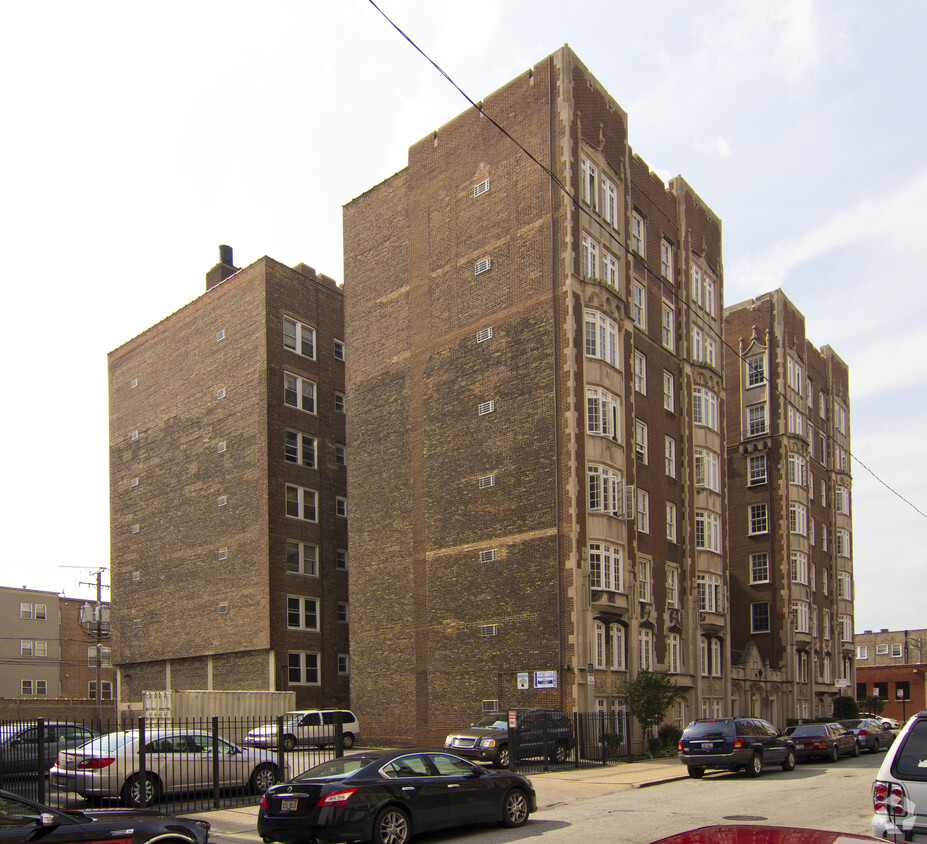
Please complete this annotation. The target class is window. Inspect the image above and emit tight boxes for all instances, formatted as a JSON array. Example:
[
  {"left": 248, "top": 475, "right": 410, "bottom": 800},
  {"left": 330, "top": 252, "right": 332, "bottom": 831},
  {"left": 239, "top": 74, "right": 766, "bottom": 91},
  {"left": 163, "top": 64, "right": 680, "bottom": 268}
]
[
  {"left": 792, "top": 601, "right": 811, "bottom": 634},
  {"left": 581, "top": 156, "right": 598, "bottom": 207},
  {"left": 478, "top": 475, "right": 495, "bottom": 489},
  {"left": 287, "top": 597, "right": 319, "bottom": 631},
  {"left": 667, "top": 633, "right": 681, "bottom": 673},
  {"left": 285, "top": 485, "right": 317, "bottom": 522},
  {"left": 283, "top": 317, "right": 315, "bottom": 359},
  {"left": 639, "top": 629, "right": 653, "bottom": 671},
  {"left": 660, "top": 304, "right": 675, "bottom": 351},
  {"left": 477, "top": 400, "right": 494, "bottom": 416},
  {"left": 20, "top": 640, "right": 33, "bottom": 657},
  {"left": 285, "top": 431, "right": 316, "bottom": 468},
  {"left": 602, "top": 250, "right": 619, "bottom": 289},
  {"left": 335, "top": 446, "right": 346, "bottom": 465},
  {"left": 474, "top": 257, "right": 492, "bottom": 274},
  {"left": 748, "top": 454, "right": 767, "bottom": 486},
  {"left": 694, "top": 448, "right": 720, "bottom": 492},
  {"left": 697, "top": 573, "right": 723, "bottom": 614},
  {"left": 892, "top": 643, "right": 903, "bottom": 658},
  {"left": 336, "top": 602, "right": 349, "bottom": 623},
  {"left": 584, "top": 310, "right": 620, "bottom": 367},
  {"left": 750, "top": 552, "right": 769, "bottom": 584},
  {"left": 587, "top": 387, "right": 620, "bottom": 439},
  {"left": 611, "top": 624, "right": 626, "bottom": 670},
  {"left": 666, "top": 502, "right": 677, "bottom": 543},
  {"left": 20, "top": 603, "right": 32, "bottom": 619},
  {"left": 337, "top": 654, "right": 350, "bottom": 675},
  {"left": 335, "top": 550, "right": 348, "bottom": 570},
  {"left": 602, "top": 178, "right": 618, "bottom": 226},
  {"left": 876, "top": 643, "right": 889, "bottom": 655},
  {"left": 789, "top": 503, "right": 808, "bottom": 536},
  {"left": 837, "top": 572, "right": 852, "bottom": 600},
  {"left": 666, "top": 566, "right": 679, "bottom": 607},
  {"left": 632, "top": 281, "right": 646, "bottom": 328},
  {"left": 587, "top": 465, "right": 622, "bottom": 514},
  {"left": 473, "top": 177, "right": 490, "bottom": 196},
  {"left": 595, "top": 621, "right": 607, "bottom": 669},
  {"left": 636, "top": 490, "right": 650, "bottom": 534},
  {"left": 631, "top": 211, "right": 644, "bottom": 255},
  {"left": 790, "top": 551, "right": 809, "bottom": 584},
  {"left": 661, "top": 240, "right": 674, "bottom": 280},
  {"left": 836, "top": 485, "right": 850, "bottom": 515},
  {"left": 332, "top": 496, "right": 346, "bottom": 517},
  {"left": 835, "top": 402, "right": 848, "bottom": 434},
  {"left": 663, "top": 370, "right": 675, "bottom": 412},
  {"left": 705, "top": 337, "right": 717, "bottom": 368},
  {"left": 284, "top": 372, "right": 316, "bottom": 413},
  {"left": 288, "top": 652, "right": 320, "bottom": 685},
  {"left": 692, "top": 387, "right": 719, "bottom": 430},
  {"left": 582, "top": 233, "right": 599, "bottom": 280},
  {"left": 589, "top": 542, "right": 622, "bottom": 592},
  {"left": 638, "top": 558, "right": 652, "bottom": 603},
  {"left": 635, "top": 420, "right": 648, "bottom": 464},
  {"left": 788, "top": 404, "right": 805, "bottom": 437},
  {"left": 700, "top": 637, "right": 723, "bottom": 676},
  {"left": 634, "top": 351, "right": 646, "bottom": 394},
  {"left": 823, "top": 609, "right": 831, "bottom": 639},
  {"left": 286, "top": 540, "right": 318, "bottom": 576},
  {"left": 89, "top": 681, "right": 113, "bottom": 700},
  {"left": 335, "top": 392, "right": 345, "bottom": 413},
  {"left": 839, "top": 615, "right": 853, "bottom": 643},
  {"left": 788, "top": 453, "right": 807, "bottom": 487},
  {"left": 664, "top": 437, "right": 676, "bottom": 478},
  {"left": 692, "top": 326, "right": 703, "bottom": 362},
  {"left": 748, "top": 503, "right": 768, "bottom": 535},
  {"left": 480, "top": 549, "right": 497, "bottom": 563},
  {"left": 691, "top": 263, "right": 716, "bottom": 314},
  {"left": 333, "top": 339, "right": 345, "bottom": 361},
  {"left": 796, "top": 650, "right": 809, "bottom": 683},
  {"left": 87, "top": 647, "right": 112, "bottom": 667},
  {"left": 748, "top": 404, "right": 767, "bottom": 436},
  {"left": 695, "top": 511, "right": 721, "bottom": 552},
  {"left": 746, "top": 354, "right": 766, "bottom": 386}
]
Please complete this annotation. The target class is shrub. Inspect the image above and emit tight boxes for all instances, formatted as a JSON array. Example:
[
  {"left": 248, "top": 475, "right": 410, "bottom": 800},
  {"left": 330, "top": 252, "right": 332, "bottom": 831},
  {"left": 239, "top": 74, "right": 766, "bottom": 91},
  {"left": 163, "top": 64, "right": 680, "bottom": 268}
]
[{"left": 833, "top": 696, "right": 859, "bottom": 719}]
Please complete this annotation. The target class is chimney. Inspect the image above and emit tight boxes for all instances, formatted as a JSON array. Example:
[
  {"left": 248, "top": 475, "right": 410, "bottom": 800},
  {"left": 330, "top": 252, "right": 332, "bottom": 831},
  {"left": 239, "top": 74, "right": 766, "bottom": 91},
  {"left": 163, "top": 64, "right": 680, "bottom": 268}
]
[{"left": 206, "top": 245, "right": 237, "bottom": 290}]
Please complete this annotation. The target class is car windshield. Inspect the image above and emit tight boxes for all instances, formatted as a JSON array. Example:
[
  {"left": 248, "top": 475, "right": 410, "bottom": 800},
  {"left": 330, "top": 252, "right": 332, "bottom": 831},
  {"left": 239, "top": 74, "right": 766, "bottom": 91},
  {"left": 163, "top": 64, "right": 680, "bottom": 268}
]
[
  {"left": 282, "top": 713, "right": 306, "bottom": 725},
  {"left": 294, "top": 754, "right": 382, "bottom": 781},
  {"left": 472, "top": 714, "right": 509, "bottom": 729}
]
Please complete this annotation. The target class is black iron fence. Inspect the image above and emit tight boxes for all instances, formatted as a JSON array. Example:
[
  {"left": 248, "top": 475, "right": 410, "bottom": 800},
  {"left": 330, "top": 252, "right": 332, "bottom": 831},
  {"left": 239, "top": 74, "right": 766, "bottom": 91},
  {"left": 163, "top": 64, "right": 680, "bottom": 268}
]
[{"left": 0, "top": 715, "right": 345, "bottom": 812}]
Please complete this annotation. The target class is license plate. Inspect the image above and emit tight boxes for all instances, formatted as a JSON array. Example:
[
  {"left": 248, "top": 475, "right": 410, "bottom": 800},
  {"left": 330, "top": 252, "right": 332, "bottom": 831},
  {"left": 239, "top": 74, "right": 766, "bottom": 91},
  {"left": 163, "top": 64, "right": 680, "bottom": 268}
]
[
  {"left": 280, "top": 799, "right": 298, "bottom": 813},
  {"left": 698, "top": 741, "right": 715, "bottom": 749}
]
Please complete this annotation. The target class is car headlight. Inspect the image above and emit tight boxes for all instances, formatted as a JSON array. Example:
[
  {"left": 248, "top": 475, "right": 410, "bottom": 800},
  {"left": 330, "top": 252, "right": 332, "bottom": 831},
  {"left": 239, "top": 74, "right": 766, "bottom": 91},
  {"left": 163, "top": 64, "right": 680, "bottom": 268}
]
[
  {"left": 480, "top": 739, "right": 497, "bottom": 748},
  {"left": 445, "top": 736, "right": 454, "bottom": 745}
]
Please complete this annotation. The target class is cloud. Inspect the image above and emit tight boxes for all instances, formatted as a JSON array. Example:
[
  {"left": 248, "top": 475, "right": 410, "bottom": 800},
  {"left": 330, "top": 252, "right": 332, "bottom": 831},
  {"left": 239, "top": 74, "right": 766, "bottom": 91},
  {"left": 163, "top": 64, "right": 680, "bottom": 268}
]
[{"left": 694, "top": 134, "right": 732, "bottom": 158}]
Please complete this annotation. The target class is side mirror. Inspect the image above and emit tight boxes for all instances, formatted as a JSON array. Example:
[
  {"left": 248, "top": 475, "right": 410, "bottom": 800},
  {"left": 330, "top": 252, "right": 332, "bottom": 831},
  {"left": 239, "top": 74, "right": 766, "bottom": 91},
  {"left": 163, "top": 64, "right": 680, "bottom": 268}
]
[{"left": 40, "top": 813, "right": 58, "bottom": 828}]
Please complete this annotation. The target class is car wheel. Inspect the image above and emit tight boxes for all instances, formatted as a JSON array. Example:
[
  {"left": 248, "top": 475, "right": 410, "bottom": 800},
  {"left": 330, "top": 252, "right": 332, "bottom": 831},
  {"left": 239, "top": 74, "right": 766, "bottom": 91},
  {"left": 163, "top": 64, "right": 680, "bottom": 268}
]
[
  {"left": 781, "top": 748, "right": 797, "bottom": 772},
  {"left": 251, "top": 763, "right": 278, "bottom": 794},
  {"left": 851, "top": 740, "right": 860, "bottom": 758},
  {"left": 687, "top": 765, "right": 704, "bottom": 779},
  {"left": 500, "top": 788, "right": 530, "bottom": 827},
  {"left": 371, "top": 806, "right": 410, "bottom": 844},
  {"left": 829, "top": 744, "right": 839, "bottom": 763},
  {"left": 745, "top": 753, "right": 763, "bottom": 778},
  {"left": 549, "top": 742, "right": 569, "bottom": 764},
  {"left": 493, "top": 746, "right": 510, "bottom": 768},
  {"left": 281, "top": 734, "right": 297, "bottom": 752},
  {"left": 342, "top": 732, "right": 355, "bottom": 749},
  {"left": 122, "top": 773, "right": 161, "bottom": 808}
]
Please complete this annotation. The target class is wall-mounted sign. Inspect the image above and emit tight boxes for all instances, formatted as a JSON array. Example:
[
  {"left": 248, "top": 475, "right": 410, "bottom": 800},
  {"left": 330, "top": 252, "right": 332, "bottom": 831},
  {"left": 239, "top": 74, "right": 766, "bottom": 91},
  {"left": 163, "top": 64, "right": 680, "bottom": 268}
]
[
  {"left": 516, "top": 672, "right": 529, "bottom": 690},
  {"left": 534, "top": 670, "right": 557, "bottom": 689}
]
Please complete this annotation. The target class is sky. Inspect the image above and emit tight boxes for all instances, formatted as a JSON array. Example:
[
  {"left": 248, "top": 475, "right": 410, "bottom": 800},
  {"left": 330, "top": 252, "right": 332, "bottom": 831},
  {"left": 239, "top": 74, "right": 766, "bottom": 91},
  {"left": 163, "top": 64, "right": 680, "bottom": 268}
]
[{"left": 0, "top": 0, "right": 924, "bottom": 632}]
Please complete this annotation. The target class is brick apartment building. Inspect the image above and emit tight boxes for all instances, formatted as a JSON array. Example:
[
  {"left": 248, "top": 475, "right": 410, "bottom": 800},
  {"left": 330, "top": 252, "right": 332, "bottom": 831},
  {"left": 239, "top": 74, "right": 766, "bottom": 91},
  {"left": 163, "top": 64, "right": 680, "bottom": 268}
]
[
  {"left": 344, "top": 46, "right": 730, "bottom": 745},
  {"left": 0, "top": 586, "right": 115, "bottom": 714},
  {"left": 108, "top": 250, "right": 348, "bottom": 710},
  {"left": 855, "top": 628, "right": 926, "bottom": 724},
  {"left": 724, "top": 291, "right": 853, "bottom": 721}
]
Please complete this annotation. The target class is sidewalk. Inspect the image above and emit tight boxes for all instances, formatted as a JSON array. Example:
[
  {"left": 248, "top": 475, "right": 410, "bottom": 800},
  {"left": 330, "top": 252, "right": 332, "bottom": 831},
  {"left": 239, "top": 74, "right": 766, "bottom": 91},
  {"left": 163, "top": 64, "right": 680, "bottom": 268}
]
[{"left": 191, "top": 757, "right": 688, "bottom": 840}]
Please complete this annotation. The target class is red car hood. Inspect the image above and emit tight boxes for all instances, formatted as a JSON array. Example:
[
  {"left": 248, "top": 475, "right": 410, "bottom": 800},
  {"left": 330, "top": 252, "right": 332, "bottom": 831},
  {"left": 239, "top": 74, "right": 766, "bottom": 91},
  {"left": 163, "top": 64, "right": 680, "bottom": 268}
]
[{"left": 650, "top": 825, "right": 882, "bottom": 844}]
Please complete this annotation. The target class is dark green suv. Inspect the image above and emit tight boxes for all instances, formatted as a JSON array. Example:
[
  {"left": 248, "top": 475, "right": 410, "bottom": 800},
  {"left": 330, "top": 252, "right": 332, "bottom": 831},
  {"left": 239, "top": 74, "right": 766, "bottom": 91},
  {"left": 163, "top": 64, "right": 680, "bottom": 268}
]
[
  {"left": 678, "top": 717, "right": 796, "bottom": 778},
  {"left": 444, "top": 709, "right": 575, "bottom": 767}
]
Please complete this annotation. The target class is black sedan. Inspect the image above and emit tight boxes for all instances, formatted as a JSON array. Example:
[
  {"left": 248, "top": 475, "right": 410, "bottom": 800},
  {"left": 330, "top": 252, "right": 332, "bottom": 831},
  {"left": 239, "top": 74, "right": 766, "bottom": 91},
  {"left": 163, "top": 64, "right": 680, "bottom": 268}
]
[
  {"left": 838, "top": 718, "right": 895, "bottom": 752},
  {"left": 258, "top": 749, "right": 535, "bottom": 844},
  {"left": 784, "top": 723, "right": 860, "bottom": 761},
  {"left": 0, "top": 789, "right": 209, "bottom": 844}
]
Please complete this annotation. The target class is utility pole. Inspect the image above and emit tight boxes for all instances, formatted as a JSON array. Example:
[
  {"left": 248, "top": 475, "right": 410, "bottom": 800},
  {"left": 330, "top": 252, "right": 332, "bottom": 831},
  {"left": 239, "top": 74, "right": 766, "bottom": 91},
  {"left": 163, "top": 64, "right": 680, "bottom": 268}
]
[{"left": 80, "top": 569, "right": 110, "bottom": 723}]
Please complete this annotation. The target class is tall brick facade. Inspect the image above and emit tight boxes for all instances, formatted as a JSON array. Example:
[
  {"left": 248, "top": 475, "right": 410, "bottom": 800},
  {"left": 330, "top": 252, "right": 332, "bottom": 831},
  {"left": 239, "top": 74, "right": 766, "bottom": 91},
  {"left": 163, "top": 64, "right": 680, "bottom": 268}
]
[
  {"left": 724, "top": 290, "right": 853, "bottom": 721},
  {"left": 344, "top": 46, "right": 729, "bottom": 745},
  {"left": 108, "top": 253, "right": 348, "bottom": 711}
]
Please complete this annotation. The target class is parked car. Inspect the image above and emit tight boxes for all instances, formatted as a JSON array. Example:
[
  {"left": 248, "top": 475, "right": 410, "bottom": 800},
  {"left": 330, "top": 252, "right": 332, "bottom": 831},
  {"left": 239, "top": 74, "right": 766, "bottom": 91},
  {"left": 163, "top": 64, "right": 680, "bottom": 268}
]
[
  {"left": 872, "top": 707, "right": 927, "bottom": 838},
  {"left": 50, "top": 729, "right": 287, "bottom": 807},
  {"left": 839, "top": 718, "right": 895, "bottom": 752},
  {"left": 784, "top": 723, "right": 859, "bottom": 761},
  {"left": 0, "top": 788, "right": 210, "bottom": 844},
  {"left": 244, "top": 710, "right": 359, "bottom": 750},
  {"left": 677, "top": 717, "right": 796, "bottom": 778},
  {"left": 258, "top": 748, "right": 535, "bottom": 844},
  {"left": 0, "top": 722, "right": 99, "bottom": 777},
  {"left": 651, "top": 824, "right": 883, "bottom": 843},
  {"left": 444, "top": 709, "right": 574, "bottom": 767},
  {"left": 860, "top": 712, "right": 901, "bottom": 729}
]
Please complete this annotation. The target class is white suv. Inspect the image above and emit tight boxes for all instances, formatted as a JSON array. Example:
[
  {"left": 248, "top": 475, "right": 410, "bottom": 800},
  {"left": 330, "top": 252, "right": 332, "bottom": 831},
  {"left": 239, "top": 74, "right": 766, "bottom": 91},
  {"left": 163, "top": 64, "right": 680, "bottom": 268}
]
[{"left": 872, "top": 708, "right": 927, "bottom": 839}]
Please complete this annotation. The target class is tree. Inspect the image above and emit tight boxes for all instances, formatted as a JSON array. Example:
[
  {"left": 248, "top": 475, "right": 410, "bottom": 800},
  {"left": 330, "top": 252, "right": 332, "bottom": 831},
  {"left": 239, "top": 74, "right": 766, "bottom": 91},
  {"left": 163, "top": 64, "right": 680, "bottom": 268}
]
[
  {"left": 861, "top": 695, "right": 886, "bottom": 715},
  {"left": 624, "top": 670, "right": 681, "bottom": 736}
]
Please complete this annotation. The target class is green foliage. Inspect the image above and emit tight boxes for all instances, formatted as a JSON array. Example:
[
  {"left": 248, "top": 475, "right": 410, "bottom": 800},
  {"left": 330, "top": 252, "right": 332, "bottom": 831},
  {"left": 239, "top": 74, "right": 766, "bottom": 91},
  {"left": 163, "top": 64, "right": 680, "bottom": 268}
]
[
  {"left": 860, "top": 695, "right": 886, "bottom": 715},
  {"left": 833, "top": 695, "right": 859, "bottom": 719},
  {"left": 624, "top": 670, "right": 681, "bottom": 734},
  {"left": 657, "top": 723, "right": 683, "bottom": 749}
]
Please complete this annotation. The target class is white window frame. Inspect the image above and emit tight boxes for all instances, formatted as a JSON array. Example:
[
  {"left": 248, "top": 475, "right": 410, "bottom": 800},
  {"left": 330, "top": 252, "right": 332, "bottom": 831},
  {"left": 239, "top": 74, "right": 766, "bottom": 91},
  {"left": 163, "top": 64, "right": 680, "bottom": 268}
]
[
  {"left": 661, "top": 239, "right": 674, "bottom": 280},
  {"left": 581, "top": 156, "right": 598, "bottom": 208},
  {"left": 748, "top": 454, "right": 767, "bottom": 486},
  {"left": 589, "top": 542, "right": 623, "bottom": 592},
  {"left": 283, "top": 317, "right": 316, "bottom": 359},
  {"left": 284, "top": 372, "right": 316, "bottom": 413},
  {"left": 748, "top": 403, "right": 767, "bottom": 436},
  {"left": 635, "top": 420, "right": 648, "bottom": 464},
  {"left": 611, "top": 624, "right": 625, "bottom": 670},
  {"left": 585, "top": 310, "right": 620, "bottom": 368},
  {"left": 602, "top": 177, "right": 618, "bottom": 226},
  {"left": 692, "top": 387, "right": 719, "bottom": 430},
  {"left": 667, "top": 633, "right": 681, "bottom": 673},
  {"left": 631, "top": 211, "right": 645, "bottom": 255},
  {"left": 638, "top": 558, "right": 652, "bottom": 603},
  {"left": 285, "top": 430, "right": 317, "bottom": 468},
  {"left": 587, "top": 387, "right": 620, "bottom": 440},
  {"left": 634, "top": 351, "right": 646, "bottom": 394},
  {"left": 695, "top": 510, "right": 721, "bottom": 552},
  {"left": 697, "top": 573, "right": 723, "bottom": 614},
  {"left": 632, "top": 280, "right": 646, "bottom": 328},
  {"left": 750, "top": 552, "right": 769, "bottom": 584},
  {"left": 663, "top": 370, "right": 675, "bottom": 412},
  {"left": 636, "top": 489, "right": 650, "bottom": 534},
  {"left": 587, "top": 465, "right": 623, "bottom": 514},
  {"left": 694, "top": 448, "right": 720, "bottom": 492},
  {"left": 666, "top": 502, "right": 677, "bottom": 543},
  {"left": 581, "top": 233, "right": 600, "bottom": 280},
  {"left": 639, "top": 628, "right": 653, "bottom": 671},
  {"left": 790, "top": 551, "right": 809, "bottom": 585},
  {"left": 746, "top": 354, "right": 766, "bottom": 386},
  {"left": 664, "top": 436, "right": 676, "bottom": 478},
  {"left": 287, "top": 596, "right": 319, "bottom": 631},
  {"left": 789, "top": 502, "right": 808, "bottom": 536},
  {"left": 288, "top": 651, "right": 320, "bottom": 686},
  {"left": 285, "top": 484, "right": 318, "bottom": 522},
  {"left": 602, "top": 249, "right": 619, "bottom": 289},
  {"left": 286, "top": 540, "right": 319, "bottom": 576}
]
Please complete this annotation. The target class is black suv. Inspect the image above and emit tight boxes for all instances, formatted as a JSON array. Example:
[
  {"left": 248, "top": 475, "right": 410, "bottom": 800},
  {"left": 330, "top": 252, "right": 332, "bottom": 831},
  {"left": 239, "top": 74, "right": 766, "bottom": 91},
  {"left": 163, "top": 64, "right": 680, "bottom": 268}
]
[
  {"left": 445, "top": 709, "right": 575, "bottom": 767},
  {"left": 678, "top": 717, "right": 796, "bottom": 778}
]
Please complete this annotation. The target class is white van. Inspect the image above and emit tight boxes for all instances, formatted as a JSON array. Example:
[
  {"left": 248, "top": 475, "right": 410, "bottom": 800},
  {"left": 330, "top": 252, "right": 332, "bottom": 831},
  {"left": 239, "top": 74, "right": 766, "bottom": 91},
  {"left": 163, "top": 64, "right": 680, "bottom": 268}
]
[{"left": 245, "top": 710, "right": 359, "bottom": 750}]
